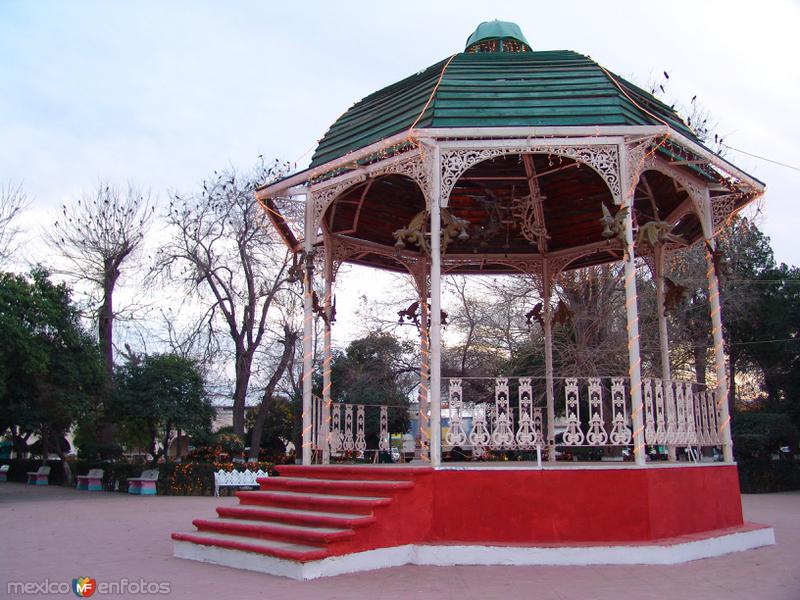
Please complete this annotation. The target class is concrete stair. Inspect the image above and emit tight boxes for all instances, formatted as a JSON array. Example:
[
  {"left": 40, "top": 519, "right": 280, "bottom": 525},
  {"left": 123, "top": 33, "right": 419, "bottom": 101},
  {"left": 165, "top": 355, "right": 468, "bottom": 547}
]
[{"left": 171, "top": 465, "right": 433, "bottom": 564}]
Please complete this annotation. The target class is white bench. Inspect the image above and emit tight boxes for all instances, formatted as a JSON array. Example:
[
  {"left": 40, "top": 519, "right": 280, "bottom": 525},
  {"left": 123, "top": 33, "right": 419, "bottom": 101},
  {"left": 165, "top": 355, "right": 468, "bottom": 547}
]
[
  {"left": 76, "top": 468, "right": 104, "bottom": 491},
  {"left": 127, "top": 469, "right": 159, "bottom": 495},
  {"left": 214, "top": 469, "right": 268, "bottom": 497},
  {"left": 27, "top": 466, "right": 50, "bottom": 485}
]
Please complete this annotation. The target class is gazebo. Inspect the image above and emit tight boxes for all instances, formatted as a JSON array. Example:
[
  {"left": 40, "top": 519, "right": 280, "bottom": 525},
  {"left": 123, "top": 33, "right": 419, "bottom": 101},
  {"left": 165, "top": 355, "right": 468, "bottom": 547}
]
[{"left": 173, "top": 21, "right": 775, "bottom": 579}]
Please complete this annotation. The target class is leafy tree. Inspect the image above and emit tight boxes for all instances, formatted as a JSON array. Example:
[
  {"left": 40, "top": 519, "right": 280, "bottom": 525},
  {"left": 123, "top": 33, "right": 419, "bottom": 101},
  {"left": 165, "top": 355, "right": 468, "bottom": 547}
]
[
  {"left": 0, "top": 269, "right": 104, "bottom": 483},
  {"left": 245, "top": 397, "right": 295, "bottom": 460},
  {"left": 329, "top": 333, "right": 413, "bottom": 446},
  {"left": 110, "top": 353, "right": 215, "bottom": 464}
]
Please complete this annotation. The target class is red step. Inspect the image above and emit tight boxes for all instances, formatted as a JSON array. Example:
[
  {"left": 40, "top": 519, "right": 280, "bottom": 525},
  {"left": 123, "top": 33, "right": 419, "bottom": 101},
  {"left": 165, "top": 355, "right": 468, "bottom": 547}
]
[
  {"left": 192, "top": 517, "right": 354, "bottom": 545},
  {"left": 263, "top": 476, "right": 414, "bottom": 495},
  {"left": 275, "top": 465, "right": 433, "bottom": 481},
  {"left": 171, "top": 531, "right": 329, "bottom": 562},
  {"left": 217, "top": 505, "right": 377, "bottom": 529},
  {"left": 236, "top": 489, "right": 393, "bottom": 513}
]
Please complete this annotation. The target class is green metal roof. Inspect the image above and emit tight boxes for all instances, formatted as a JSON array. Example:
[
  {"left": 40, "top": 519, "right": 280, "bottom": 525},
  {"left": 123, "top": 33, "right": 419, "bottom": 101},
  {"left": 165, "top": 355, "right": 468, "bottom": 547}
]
[{"left": 310, "top": 25, "right": 700, "bottom": 168}]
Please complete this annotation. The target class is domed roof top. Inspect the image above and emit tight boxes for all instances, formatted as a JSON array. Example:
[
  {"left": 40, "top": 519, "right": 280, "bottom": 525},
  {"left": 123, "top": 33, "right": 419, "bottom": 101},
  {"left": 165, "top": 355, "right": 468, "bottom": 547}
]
[
  {"left": 310, "top": 22, "right": 698, "bottom": 168},
  {"left": 464, "top": 20, "right": 531, "bottom": 51}
]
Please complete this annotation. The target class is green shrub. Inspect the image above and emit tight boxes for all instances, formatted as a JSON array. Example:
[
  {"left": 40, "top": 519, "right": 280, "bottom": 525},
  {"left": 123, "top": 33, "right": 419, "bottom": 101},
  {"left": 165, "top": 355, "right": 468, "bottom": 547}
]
[
  {"left": 732, "top": 412, "right": 798, "bottom": 460},
  {"left": 0, "top": 459, "right": 66, "bottom": 484}
]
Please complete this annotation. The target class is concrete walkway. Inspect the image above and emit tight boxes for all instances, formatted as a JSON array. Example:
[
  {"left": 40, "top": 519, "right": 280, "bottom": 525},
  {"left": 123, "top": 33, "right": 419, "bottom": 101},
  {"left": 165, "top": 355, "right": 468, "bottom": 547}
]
[{"left": 0, "top": 483, "right": 797, "bottom": 599}]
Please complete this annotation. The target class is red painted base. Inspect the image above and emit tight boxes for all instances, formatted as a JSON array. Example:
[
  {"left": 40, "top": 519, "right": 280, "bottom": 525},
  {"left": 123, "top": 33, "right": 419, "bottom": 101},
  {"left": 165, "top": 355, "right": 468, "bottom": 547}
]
[{"left": 174, "top": 464, "right": 745, "bottom": 568}]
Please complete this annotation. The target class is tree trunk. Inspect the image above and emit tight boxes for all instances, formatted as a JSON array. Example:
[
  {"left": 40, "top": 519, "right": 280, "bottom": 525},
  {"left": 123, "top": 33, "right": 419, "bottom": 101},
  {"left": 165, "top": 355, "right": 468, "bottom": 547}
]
[
  {"left": 97, "top": 270, "right": 119, "bottom": 444},
  {"left": 728, "top": 335, "right": 737, "bottom": 415},
  {"left": 232, "top": 355, "right": 252, "bottom": 438},
  {"left": 248, "top": 329, "right": 298, "bottom": 460},
  {"left": 99, "top": 278, "right": 115, "bottom": 380},
  {"left": 693, "top": 340, "right": 707, "bottom": 385}
]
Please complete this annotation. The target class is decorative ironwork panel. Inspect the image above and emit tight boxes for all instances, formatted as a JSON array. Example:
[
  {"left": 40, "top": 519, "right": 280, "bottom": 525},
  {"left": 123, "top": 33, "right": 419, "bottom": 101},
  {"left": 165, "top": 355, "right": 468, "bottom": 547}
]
[
  {"left": 684, "top": 383, "right": 697, "bottom": 445},
  {"left": 654, "top": 378, "right": 667, "bottom": 445},
  {"left": 469, "top": 403, "right": 491, "bottom": 453},
  {"left": 665, "top": 380, "right": 678, "bottom": 445},
  {"left": 532, "top": 407, "right": 544, "bottom": 447},
  {"left": 330, "top": 404, "right": 343, "bottom": 452},
  {"left": 699, "top": 390, "right": 714, "bottom": 445},
  {"left": 379, "top": 406, "right": 390, "bottom": 451},
  {"left": 445, "top": 379, "right": 468, "bottom": 447},
  {"left": 697, "top": 390, "right": 710, "bottom": 445},
  {"left": 643, "top": 378, "right": 656, "bottom": 445},
  {"left": 562, "top": 378, "right": 584, "bottom": 445},
  {"left": 609, "top": 378, "right": 632, "bottom": 445},
  {"left": 355, "top": 405, "right": 367, "bottom": 452},
  {"left": 311, "top": 175, "right": 368, "bottom": 231},
  {"left": 586, "top": 378, "right": 609, "bottom": 445},
  {"left": 492, "top": 377, "right": 515, "bottom": 449},
  {"left": 440, "top": 144, "right": 621, "bottom": 205},
  {"left": 371, "top": 153, "right": 433, "bottom": 206},
  {"left": 343, "top": 405, "right": 355, "bottom": 452},
  {"left": 707, "top": 389, "right": 720, "bottom": 445},
  {"left": 515, "top": 378, "right": 536, "bottom": 448},
  {"left": 675, "top": 382, "right": 687, "bottom": 445}
]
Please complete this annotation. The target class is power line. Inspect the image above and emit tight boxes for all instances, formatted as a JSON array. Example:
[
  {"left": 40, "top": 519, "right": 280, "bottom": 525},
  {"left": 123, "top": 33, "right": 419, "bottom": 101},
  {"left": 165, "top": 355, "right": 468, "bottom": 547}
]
[{"left": 722, "top": 144, "right": 800, "bottom": 173}]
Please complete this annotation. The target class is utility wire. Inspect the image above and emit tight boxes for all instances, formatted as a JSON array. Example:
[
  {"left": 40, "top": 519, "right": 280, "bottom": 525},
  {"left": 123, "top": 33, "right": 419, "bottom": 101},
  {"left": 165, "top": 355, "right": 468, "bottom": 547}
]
[{"left": 722, "top": 144, "right": 800, "bottom": 173}]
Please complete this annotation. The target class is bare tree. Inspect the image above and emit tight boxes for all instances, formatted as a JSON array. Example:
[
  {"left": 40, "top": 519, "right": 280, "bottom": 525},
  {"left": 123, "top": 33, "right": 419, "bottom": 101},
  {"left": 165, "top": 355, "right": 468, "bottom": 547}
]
[
  {"left": 153, "top": 163, "right": 296, "bottom": 437},
  {"left": 48, "top": 183, "right": 155, "bottom": 380},
  {"left": 0, "top": 182, "right": 28, "bottom": 264}
]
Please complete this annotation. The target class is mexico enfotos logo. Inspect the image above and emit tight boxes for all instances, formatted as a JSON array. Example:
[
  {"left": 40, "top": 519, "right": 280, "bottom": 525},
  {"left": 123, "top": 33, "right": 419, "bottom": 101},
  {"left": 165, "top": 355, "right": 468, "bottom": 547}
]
[{"left": 7, "top": 577, "right": 171, "bottom": 596}]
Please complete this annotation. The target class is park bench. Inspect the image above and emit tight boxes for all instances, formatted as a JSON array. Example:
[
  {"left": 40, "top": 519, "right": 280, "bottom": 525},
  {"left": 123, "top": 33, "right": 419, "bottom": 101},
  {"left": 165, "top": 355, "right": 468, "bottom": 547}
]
[
  {"left": 76, "top": 468, "right": 104, "bottom": 491},
  {"left": 0, "top": 464, "right": 9, "bottom": 481},
  {"left": 27, "top": 466, "right": 50, "bottom": 485},
  {"left": 214, "top": 468, "right": 268, "bottom": 497},
  {"left": 127, "top": 469, "right": 159, "bottom": 495}
]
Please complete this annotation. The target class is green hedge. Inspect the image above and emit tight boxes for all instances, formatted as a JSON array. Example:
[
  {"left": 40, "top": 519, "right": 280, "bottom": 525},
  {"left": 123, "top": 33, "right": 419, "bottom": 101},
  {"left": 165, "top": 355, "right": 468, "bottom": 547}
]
[
  {"left": 732, "top": 412, "right": 800, "bottom": 493},
  {"left": 72, "top": 460, "right": 274, "bottom": 495},
  {"left": 737, "top": 459, "right": 800, "bottom": 493},
  {"left": 0, "top": 459, "right": 68, "bottom": 484},
  {"left": 1, "top": 459, "right": 275, "bottom": 495}
]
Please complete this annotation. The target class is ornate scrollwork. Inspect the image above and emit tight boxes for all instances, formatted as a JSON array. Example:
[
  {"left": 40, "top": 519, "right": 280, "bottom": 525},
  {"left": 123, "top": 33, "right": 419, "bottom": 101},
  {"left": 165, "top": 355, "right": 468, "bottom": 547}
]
[
  {"left": 710, "top": 193, "right": 740, "bottom": 232},
  {"left": 379, "top": 406, "right": 390, "bottom": 451},
  {"left": 586, "top": 378, "right": 609, "bottom": 446},
  {"left": 439, "top": 143, "right": 621, "bottom": 205},
  {"left": 562, "top": 378, "right": 585, "bottom": 445},
  {"left": 330, "top": 404, "right": 342, "bottom": 452},
  {"left": 310, "top": 175, "right": 367, "bottom": 233},
  {"left": 643, "top": 378, "right": 656, "bottom": 445},
  {"left": 515, "top": 378, "right": 536, "bottom": 448},
  {"left": 343, "top": 404, "right": 355, "bottom": 452},
  {"left": 492, "top": 377, "right": 515, "bottom": 449},
  {"left": 371, "top": 152, "right": 432, "bottom": 205},
  {"left": 608, "top": 378, "right": 632, "bottom": 445},
  {"left": 468, "top": 403, "right": 491, "bottom": 452},
  {"left": 445, "top": 379, "right": 468, "bottom": 447},
  {"left": 355, "top": 405, "right": 367, "bottom": 452}
]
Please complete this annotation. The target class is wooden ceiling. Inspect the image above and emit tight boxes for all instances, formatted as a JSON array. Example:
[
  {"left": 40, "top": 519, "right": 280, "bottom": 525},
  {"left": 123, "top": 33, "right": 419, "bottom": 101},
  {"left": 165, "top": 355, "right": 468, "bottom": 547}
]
[{"left": 323, "top": 153, "right": 702, "bottom": 274}]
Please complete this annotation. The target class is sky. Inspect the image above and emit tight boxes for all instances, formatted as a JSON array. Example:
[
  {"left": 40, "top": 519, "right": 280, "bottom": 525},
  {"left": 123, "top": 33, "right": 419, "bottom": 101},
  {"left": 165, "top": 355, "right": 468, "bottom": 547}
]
[{"left": 1, "top": 0, "right": 799, "bottom": 337}]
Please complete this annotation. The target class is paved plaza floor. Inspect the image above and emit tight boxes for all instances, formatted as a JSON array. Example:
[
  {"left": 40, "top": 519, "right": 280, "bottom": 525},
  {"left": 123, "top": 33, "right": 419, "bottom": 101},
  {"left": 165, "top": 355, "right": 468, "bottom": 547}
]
[{"left": 1, "top": 482, "right": 797, "bottom": 599}]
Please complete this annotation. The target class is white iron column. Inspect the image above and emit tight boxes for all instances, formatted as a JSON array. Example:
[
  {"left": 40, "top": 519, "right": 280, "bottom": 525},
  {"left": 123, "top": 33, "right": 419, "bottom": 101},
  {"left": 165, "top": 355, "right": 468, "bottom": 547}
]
[
  {"left": 301, "top": 195, "right": 315, "bottom": 465},
  {"left": 620, "top": 145, "right": 647, "bottom": 466},
  {"left": 321, "top": 238, "right": 334, "bottom": 464},
  {"left": 701, "top": 190, "right": 734, "bottom": 462},
  {"left": 542, "top": 260, "right": 556, "bottom": 461},
  {"left": 429, "top": 143, "right": 443, "bottom": 467},
  {"left": 417, "top": 272, "right": 430, "bottom": 461},
  {"left": 653, "top": 243, "right": 677, "bottom": 461}
]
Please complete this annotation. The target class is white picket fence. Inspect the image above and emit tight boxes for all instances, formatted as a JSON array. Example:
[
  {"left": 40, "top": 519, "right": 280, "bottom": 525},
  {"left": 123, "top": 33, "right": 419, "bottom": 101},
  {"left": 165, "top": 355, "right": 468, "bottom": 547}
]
[{"left": 213, "top": 468, "right": 269, "bottom": 496}]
